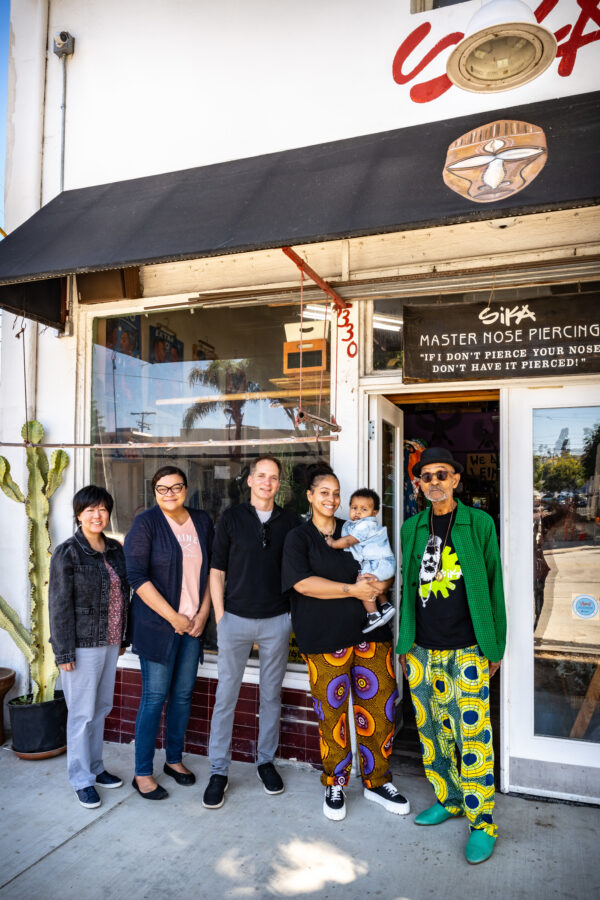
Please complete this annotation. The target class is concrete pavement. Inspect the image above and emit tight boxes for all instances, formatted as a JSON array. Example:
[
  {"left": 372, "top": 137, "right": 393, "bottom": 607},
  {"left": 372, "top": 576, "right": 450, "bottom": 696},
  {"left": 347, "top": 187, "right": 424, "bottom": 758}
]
[{"left": 1, "top": 740, "right": 598, "bottom": 900}]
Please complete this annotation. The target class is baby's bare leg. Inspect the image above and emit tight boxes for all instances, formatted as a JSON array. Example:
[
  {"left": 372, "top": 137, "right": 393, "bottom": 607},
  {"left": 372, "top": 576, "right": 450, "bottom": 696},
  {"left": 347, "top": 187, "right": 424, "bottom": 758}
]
[{"left": 362, "top": 598, "right": 377, "bottom": 614}]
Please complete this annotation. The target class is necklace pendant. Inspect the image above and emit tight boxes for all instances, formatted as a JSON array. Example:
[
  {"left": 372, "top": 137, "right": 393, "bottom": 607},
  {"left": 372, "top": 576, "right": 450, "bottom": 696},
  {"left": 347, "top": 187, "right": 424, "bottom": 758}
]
[{"left": 435, "top": 570, "right": 444, "bottom": 582}]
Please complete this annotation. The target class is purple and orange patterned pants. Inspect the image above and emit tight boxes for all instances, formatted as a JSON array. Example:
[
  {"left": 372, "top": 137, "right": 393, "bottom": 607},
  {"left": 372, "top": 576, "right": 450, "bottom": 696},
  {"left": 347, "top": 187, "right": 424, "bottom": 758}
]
[{"left": 304, "top": 640, "right": 398, "bottom": 788}]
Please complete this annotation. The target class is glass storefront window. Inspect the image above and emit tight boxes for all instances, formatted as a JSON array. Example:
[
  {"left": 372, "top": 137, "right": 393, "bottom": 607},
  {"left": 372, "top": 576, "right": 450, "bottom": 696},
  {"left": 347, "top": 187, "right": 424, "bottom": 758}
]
[
  {"left": 533, "top": 406, "right": 600, "bottom": 743},
  {"left": 91, "top": 302, "right": 331, "bottom": 661},
  {"left": 373, "top": 299, "right": 403, "bottom": 370}
]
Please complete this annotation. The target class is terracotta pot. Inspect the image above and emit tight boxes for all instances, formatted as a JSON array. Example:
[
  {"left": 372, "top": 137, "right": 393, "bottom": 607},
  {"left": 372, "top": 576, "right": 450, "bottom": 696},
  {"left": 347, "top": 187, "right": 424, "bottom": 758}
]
[
  {"left": 8, "top": 691, "right": 67, "bottom": 759},
  {"left": 0, "top": 667, "right": 16, "bottom": 744}
]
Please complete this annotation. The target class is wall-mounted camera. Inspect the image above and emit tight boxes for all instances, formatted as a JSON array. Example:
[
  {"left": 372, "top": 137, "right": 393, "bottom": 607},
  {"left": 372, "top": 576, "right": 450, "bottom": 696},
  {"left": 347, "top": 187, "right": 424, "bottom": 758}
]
[{"left": 53, "top": 31, "right": 75, "bottom": 58}]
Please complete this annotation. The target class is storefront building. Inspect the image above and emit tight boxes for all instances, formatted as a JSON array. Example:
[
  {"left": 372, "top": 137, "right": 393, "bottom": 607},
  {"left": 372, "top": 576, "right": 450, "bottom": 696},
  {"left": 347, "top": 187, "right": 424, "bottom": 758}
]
[{"left": 0, "top": 1, "right": 598, "bottom": 802}]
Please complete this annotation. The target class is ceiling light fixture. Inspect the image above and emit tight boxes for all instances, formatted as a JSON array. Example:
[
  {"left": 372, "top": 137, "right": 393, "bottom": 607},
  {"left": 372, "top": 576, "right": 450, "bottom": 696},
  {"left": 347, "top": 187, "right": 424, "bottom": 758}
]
[
  {"left": 373, "top": 314, "right": 403, "bottom": 332},
  {"left": 446, "top": 0, "right": 557, "bottom": 93}
]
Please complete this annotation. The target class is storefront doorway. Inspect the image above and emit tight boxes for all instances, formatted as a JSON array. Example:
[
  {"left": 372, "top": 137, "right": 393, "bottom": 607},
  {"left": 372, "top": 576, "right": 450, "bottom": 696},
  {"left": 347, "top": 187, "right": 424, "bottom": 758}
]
[
  {"left": 368, "top": 390, "right": 502, "bottom": 778},
  {"left": 506, "top": 384, "right": 600, "bottom": 801}
]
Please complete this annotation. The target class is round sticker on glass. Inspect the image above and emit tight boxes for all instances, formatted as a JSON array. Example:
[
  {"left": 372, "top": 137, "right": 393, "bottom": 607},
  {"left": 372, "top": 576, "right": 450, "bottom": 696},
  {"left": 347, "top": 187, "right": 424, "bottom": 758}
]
[{"left": 572, "top": 595, "right": 599, "bottom": 620}]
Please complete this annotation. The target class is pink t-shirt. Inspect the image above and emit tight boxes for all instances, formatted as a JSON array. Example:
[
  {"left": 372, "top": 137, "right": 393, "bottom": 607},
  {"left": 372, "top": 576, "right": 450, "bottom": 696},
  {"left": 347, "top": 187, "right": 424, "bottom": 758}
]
[{"left": 165, "top": 514, "right": 203, "bottom": 619}]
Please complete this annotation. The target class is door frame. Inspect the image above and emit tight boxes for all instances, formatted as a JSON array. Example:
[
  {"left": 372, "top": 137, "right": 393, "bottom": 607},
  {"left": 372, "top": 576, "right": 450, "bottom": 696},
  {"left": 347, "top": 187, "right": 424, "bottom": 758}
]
[
  {"left": 363, "top": 377, "right": 600, "bottom": 803},
  {"left": 504, "top": 383, "right": 600, "bottom": 803},
  {"left": 362, "top": 383, "right": 508, "bottom": 791},
  {"left": 367, "top": 394, "right": 403, "bottom": 684}
]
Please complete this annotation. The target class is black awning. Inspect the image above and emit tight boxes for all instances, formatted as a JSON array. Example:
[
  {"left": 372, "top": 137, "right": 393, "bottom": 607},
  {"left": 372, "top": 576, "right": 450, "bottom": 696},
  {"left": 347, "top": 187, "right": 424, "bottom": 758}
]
[{"left": 1, "top": 90, "right": 598, "bottom": 329}]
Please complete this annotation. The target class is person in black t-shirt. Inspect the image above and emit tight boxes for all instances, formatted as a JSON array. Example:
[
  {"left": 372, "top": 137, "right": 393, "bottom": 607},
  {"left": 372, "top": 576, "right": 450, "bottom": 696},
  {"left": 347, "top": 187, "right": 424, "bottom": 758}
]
[
  {"left": 202, "top": 456, "right": 300, "bottom": 810},
  {"left": 282, "top": 464, "right": 410, "bottom": 822}
]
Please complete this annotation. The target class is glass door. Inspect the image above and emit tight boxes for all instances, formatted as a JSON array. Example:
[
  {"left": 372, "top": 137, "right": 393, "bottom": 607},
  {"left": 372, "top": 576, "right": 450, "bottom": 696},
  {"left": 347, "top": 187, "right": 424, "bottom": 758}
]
[
  {"left": 506, "top": 384, "right": 600, "bottom": 802},
  {"left": 368, "top": 395, "right": 403, "bottom": 679}
]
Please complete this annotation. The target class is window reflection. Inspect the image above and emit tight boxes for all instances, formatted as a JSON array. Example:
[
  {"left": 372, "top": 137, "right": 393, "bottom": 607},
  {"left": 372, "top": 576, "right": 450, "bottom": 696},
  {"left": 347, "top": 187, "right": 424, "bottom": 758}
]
[
  {"left": 533, "top": 407, "right": 600, "bottom": 743},
  {"left": 93, "top": 306, "right": 331, "bottom": 449},
  {"left": 91, "top": 304, "right": 332, "bottom": 664}
]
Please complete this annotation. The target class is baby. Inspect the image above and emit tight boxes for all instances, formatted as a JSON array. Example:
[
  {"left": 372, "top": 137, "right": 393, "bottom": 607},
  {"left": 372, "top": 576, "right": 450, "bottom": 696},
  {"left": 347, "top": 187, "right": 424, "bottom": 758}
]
[{"left": 327, "top": 489, "right": 396, "bottom": 633}]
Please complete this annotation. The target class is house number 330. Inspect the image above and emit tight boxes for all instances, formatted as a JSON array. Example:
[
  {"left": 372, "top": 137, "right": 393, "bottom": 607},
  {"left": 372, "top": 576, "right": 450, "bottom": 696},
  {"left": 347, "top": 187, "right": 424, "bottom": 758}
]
[{"left": 338, "top": 308, "right": 358, "bottom": 358}]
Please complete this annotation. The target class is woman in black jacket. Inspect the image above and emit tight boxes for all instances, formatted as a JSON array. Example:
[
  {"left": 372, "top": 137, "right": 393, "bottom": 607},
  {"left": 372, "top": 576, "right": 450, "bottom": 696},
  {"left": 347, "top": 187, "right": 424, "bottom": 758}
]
[
  {"left": 49, "top": 485, "right": 129, "bottom": 810},
  {"left": 124, "top": 465, "right": 213, "bottom": 800}
]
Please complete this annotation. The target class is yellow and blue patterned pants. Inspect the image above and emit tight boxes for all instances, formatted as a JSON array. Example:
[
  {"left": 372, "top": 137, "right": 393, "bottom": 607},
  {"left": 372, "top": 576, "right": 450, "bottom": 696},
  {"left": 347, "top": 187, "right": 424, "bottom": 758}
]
[{"left": 406, "top": 643, "right": 497, "bottom": 837}]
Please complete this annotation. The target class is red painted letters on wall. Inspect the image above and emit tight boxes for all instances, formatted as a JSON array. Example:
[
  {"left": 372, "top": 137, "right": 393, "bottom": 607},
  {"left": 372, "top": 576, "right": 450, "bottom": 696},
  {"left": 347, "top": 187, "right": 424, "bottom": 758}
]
[{"left": 392, "top": 0, "right": 600, "bottom": 103}]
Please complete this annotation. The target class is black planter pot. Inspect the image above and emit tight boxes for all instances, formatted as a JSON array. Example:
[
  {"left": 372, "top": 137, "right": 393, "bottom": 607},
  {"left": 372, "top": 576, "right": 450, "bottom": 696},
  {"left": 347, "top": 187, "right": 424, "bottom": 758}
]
[{"left": 8, "top": 691, "right": 67, "bottom": 759}]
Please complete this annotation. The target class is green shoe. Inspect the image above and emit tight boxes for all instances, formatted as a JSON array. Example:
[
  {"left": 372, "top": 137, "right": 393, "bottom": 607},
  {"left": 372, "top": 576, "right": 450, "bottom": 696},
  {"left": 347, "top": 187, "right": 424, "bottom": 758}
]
[
  {"left": 465, "top": 829, "right": 496, "bottom": 864},
  {"left": 414, "top": 802, "right": 463, "bottom": 826}
]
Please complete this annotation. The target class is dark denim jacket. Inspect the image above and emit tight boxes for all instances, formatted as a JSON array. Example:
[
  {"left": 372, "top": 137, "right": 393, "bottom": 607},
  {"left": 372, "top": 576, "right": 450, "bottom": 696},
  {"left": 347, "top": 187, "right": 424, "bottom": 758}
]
[{"left": 49, "top": 527, "right": 130, "bottom": 665}]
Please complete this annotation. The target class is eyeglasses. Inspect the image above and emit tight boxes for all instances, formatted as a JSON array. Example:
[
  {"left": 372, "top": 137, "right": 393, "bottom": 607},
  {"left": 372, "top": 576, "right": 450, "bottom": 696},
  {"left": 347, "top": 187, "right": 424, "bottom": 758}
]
[
  {"left": 261, "top": 523, "right": 271, "bottom": 549},
  {"left": 155, "top": 482, "right": 186, "bottom": 495},
  {"left": 420, "top": 470, "right": 453, "bottom": 484}
]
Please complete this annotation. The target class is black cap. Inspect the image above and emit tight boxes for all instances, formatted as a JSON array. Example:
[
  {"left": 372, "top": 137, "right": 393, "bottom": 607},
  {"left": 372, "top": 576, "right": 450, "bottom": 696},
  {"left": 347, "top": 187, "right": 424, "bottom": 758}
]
[{"left": 412, "top": 446, "right": 464, "bottom": 477}]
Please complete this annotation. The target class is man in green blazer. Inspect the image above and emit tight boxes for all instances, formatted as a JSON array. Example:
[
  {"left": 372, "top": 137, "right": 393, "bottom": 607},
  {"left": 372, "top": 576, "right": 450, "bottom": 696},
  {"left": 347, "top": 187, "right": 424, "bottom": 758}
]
[{"left": 397, "top": 447, "right": 506, "bottom": 865}]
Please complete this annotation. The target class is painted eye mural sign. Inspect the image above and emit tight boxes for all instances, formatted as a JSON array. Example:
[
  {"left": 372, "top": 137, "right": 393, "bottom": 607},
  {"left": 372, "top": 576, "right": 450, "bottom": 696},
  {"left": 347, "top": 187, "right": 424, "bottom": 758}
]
[{"left": 402, "top": 294, "right": 600, "bottom": 382}]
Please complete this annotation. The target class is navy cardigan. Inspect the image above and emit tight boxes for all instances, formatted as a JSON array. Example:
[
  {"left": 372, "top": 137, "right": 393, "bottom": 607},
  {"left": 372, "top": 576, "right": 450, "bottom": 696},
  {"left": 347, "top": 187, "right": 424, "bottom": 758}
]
[{"left": 124, "top": 505, "right": 214, "bottom": 664}]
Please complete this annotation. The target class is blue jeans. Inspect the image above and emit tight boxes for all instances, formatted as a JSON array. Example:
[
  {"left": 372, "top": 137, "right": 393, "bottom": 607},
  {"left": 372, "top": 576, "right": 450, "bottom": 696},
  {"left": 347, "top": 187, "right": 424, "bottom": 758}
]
[{"left": 135, "top": 634, "right": 201, "bottom": 776}]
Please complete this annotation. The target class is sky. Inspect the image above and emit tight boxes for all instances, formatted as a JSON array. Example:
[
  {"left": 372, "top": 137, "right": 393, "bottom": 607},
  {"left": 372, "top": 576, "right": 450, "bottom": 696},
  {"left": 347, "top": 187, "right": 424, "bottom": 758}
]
[{"left": 0, "top": 0, "right": 9, "bottom": 230}]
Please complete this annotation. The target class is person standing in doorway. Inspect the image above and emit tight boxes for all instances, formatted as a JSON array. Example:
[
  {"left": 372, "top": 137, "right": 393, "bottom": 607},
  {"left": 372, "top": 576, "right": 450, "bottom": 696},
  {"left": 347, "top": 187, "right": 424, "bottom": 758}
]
[
  {"left": 202, "top": 455, "right": 300, "bottom": 809},
  {"left": 397, "top": 447, "right": 506, "bottom": 865}
]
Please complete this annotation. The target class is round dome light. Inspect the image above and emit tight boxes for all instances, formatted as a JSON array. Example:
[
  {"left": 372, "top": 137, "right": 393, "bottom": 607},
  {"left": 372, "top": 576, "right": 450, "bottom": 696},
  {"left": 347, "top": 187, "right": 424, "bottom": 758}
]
[{"left": 447, "top": 0, "right": 557, "bottom": 93}]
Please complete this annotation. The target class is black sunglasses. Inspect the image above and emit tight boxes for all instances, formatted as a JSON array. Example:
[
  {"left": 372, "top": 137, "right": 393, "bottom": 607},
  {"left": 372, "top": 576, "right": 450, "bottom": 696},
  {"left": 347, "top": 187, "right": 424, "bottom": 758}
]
[
  {"left": 420, "top": 470, "right": 454, "bottom": 484},
  {"left": 261, "top": 522, "right": 271, "bottom": 549}
]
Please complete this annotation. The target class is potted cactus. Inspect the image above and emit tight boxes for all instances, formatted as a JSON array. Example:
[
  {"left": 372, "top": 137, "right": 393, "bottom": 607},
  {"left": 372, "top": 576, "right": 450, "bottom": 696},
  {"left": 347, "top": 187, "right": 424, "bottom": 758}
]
[{"left": 0, "top": 420, "right": 70, "bottom": 758}]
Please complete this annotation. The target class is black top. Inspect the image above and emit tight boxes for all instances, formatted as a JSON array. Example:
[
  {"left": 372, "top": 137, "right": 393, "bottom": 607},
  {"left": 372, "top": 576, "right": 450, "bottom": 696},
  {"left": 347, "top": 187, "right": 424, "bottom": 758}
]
[
  {"left": 415, "top": 510, "right": 476, "bottom": 651},
  {"left": 282, "top": 519, "right": 393, "bottom": 654},
  {"left": 211, "top": 502, "right": 300, "bottom": 618}
]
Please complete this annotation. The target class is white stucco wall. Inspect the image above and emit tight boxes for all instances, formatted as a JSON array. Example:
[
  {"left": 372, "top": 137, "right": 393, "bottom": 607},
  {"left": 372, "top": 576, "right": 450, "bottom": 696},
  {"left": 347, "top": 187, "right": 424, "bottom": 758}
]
[{"left": 17, "top": 0, "right": 600, "bottom": 206}]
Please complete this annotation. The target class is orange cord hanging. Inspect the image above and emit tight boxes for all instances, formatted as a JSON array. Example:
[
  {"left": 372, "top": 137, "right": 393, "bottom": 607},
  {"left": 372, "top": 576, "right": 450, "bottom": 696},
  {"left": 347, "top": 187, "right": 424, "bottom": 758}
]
[{"left": 284, "top": 248, "right": 344, "bottom": 434}]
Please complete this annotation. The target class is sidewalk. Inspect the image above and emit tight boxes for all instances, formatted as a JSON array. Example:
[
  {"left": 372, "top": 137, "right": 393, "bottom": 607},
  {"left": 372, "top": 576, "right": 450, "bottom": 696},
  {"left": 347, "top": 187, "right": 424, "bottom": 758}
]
[{"left": 1, "top": 740, "right": 598, "bottom": 900}]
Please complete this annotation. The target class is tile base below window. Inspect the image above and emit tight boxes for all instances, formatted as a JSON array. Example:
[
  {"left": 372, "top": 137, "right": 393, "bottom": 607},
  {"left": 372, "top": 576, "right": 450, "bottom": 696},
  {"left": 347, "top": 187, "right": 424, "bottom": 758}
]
[{"left": 105, "top": 668, "right": 322, "bottom": 767}]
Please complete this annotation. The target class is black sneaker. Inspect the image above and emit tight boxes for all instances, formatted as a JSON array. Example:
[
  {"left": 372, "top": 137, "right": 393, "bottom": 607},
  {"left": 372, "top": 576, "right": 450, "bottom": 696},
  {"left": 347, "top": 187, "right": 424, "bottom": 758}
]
[
  {"left": 96, "top": 770, "right": 123, "bottom": 789},
  {"left": 377, "top": 602, "right": 396, "bottom": 627},
  {"left": 363, "top": 782, "right": 410, "bottom": 815},
  {"left": 257, "top": 762, "right": 284, "bottom": 795},
  {"left": 202, "top": 774, "right": 228, "bottom": 809},
  {"left": 323, "top": 784, "right": 346, "bottom": 821},
  {"left": 76, "top": 786, "right": 102, "bottom": 809},
  {"left": 362, "top": 611, "right": 383, "bottom": 634}
]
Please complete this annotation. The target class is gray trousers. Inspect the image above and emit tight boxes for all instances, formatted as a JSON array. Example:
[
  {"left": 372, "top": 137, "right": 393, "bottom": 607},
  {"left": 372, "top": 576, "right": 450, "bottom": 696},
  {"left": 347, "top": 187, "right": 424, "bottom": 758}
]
[
  {"left": 209, "top": 611, "right": 291, "bottom": 775},
  {"left": 61, "top": 644, "right": 120, "bottom": 790}
]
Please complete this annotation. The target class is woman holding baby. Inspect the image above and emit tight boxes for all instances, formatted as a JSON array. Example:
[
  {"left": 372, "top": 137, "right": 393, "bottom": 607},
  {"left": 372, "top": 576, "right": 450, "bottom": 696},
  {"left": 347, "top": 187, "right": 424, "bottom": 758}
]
[{"left": 282, "top": 464, "right": 410, "bottom": 822}]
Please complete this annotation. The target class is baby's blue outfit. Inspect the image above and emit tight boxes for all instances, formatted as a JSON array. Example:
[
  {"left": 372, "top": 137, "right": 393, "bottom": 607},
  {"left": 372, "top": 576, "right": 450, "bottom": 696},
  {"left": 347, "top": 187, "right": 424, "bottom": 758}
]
[{"left": 341, "top": 516, "right": 396, "bottom": 581}]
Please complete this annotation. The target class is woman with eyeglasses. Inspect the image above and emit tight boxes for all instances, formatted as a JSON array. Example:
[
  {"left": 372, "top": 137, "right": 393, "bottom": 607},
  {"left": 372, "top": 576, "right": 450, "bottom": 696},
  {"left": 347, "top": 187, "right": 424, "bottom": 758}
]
[{"left": 124, "top": 465, "right": 213, "bottom": 799}]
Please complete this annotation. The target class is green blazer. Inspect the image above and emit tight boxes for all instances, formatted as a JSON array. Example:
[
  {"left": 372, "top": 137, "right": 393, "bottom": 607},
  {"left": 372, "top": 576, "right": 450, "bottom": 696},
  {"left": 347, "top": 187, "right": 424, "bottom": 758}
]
[{"left": 396, "top": 499, "right": 506, "bottom": 662}]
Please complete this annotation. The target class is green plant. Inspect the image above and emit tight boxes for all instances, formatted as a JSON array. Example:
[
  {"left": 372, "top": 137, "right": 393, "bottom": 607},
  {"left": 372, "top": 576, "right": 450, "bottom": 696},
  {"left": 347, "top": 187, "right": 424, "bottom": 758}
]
[
  {"left": 535, "top": 455, "right": 585, "bottom": 494},
  {"left": 0, "top": 421, "right": 69, "bottom": 703}
]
